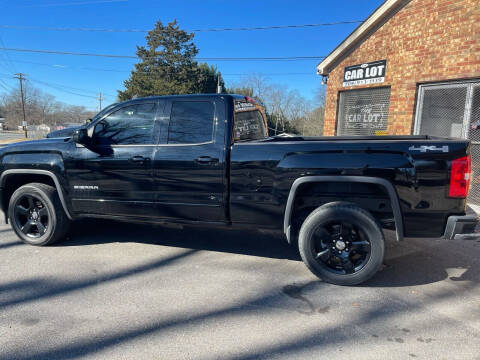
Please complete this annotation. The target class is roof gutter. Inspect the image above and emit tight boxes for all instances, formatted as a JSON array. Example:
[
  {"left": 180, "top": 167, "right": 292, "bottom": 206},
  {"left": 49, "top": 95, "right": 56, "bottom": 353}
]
[{"left": 316, "top": 0, "right": 406, "bottom": 76}]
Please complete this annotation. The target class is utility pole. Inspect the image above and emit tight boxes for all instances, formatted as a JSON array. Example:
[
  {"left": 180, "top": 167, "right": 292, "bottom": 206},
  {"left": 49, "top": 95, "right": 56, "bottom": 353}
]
[
  {"left": 14, "top": 73, "right": 27, "bottom": 138},
  {"left": 97, "top": 93, "right": 103, "bottom": 111},
  {"left": 216, "top": 75, "right": 222, "bottom": 94}
]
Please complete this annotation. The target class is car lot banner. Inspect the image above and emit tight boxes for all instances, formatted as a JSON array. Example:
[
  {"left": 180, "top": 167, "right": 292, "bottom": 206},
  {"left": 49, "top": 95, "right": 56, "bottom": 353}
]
[{"left": 343, "top": 60, "right": 387, "bottom": 87}]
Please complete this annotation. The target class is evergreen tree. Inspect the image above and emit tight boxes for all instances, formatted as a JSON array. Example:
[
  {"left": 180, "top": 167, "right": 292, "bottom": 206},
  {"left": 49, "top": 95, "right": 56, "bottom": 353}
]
[
  {"left": 118, "top": 20, "right": 223, "bottom": 100},
  {"left": 197, "top": 63, "right": 225, "bottom": 94}
]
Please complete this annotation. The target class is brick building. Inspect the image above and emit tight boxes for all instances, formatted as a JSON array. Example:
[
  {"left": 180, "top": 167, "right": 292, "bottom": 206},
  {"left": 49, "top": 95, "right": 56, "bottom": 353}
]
[{"left": 317, "top": 0, "right": 480, "bottom": 201}]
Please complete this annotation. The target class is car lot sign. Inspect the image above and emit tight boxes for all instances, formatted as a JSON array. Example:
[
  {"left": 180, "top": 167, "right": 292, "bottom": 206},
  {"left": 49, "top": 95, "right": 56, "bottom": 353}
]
[{"left": 343, "top": 60, "right": 387, "bottom": 87}]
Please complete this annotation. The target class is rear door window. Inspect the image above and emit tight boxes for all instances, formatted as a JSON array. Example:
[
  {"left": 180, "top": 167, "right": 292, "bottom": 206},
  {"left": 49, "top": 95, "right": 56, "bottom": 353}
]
[{"left": 167, "top": 101, "right": 215, "bottom": 144}]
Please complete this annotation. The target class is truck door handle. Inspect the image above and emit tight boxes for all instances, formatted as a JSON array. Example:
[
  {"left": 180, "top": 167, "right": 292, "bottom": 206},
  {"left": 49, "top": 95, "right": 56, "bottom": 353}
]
[
  {"left": 195, "top": 156, "right": 218, "bottom": 164},
  {"left": 130, "top": 155, "right": 147, "bottom": 163}
]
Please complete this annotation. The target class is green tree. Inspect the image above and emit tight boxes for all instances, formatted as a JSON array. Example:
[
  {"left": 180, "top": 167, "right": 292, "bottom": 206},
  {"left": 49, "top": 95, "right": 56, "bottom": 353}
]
[
  {"left": 118, "top": 20, "right": 223, "bottom": 100},
  {"left": 197, "top": 63, "right": 225, "bottom": 94}
]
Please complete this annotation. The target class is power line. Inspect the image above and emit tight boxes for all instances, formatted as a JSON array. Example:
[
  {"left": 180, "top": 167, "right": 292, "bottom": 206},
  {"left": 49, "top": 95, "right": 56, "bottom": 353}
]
[
  {"left": 0, "top": 73, "right": 14, "bottom": 90},
  {"left": 0, "top": 59, "right": 120, "bottom": 72},
  {"left": 133, "top": 71, "right": 316, "bottom": 77},
  {"left": 0, "top": 59, "right": 132, "bottom": 73},
  {"left": 0, "top": 35, "right": 17, "bottom": 73},
  {"left": 0, "top": 47, "right": 326, "bottom": 61},
  {"left": 0, "top": 74, "right": 116, "bottom": 103},
  {"left": 0, "top": 47, "right": 137, "bottom": 59},
  {"left": 0, "top": 59, "right": 317, "bottom": 79},
  {"left": 27, "top": 78, "right": 99, "bottom": 99},
  {"left": 22, "top": 0, "right": 128, "bottom": 7},
  {"left": 0, "top": 20, "right": 364, "bottom": 33},
  {"left": 2, "top": 59, "right": 318, "bottom": 75},
  {"left": 29, "top": 76, "right": 115, "bottom": 97},
  {"left": 218, "top": 72, "right": 314, "bottom": 77},
  {"left": 0, "top": 79, "right": 12, "bottom": 92}
]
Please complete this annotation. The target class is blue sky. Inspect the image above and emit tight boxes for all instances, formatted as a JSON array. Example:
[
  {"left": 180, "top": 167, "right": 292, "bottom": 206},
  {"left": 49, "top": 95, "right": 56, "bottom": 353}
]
[{"left": 0, "top": 0, "right": 384, "bottom": 111}]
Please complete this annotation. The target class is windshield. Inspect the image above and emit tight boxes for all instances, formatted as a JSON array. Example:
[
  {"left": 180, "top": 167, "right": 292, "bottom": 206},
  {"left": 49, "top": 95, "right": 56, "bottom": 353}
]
[{"left": 91, "top": 103, "right": 118, "bottom": 122}]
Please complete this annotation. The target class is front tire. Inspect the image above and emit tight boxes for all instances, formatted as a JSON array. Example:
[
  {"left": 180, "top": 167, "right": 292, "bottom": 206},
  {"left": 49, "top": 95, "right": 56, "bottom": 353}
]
[
  {"left": 298, "top": 202, "right": 385, "bottom": 286},
  {"left": 8, "top": 183, "right": 71, "bottom": 246}
]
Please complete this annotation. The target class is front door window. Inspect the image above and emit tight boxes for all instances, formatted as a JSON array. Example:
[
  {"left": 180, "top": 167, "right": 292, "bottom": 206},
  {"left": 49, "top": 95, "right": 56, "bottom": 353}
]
[{"left": 93, "top": 102, "right": 156, "bottom": 145}]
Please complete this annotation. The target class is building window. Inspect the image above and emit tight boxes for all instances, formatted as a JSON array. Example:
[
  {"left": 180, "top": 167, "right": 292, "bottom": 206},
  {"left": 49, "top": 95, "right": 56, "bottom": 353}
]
[
  {"left": 415, "top": 80, "right": 480, "bottom": 204},
  {"left": 414, "top": 81, "right": 480, "bottom": 139},
  {"left": 337, "top": 87, "right": 391, "bottom": 136}
]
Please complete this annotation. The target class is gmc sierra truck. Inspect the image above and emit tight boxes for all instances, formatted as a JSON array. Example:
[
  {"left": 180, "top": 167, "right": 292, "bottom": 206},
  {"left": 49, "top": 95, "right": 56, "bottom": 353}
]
[{"left": 0, "top": 94, "right": 476, "bottom": 285}]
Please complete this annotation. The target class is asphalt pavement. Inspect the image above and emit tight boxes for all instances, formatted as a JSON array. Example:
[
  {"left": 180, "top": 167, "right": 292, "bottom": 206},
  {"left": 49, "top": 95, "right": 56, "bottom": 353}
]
[
  {"left": 0, "top": 219, "right": 479, "bottom": 360},
  {"left": 0, "top": 131, "right": 25, "bottom": 144}
]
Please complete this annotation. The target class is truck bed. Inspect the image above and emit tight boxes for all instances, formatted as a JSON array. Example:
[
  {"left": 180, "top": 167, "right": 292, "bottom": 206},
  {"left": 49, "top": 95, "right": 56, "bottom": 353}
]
[{"left": 261, "top": 135, "right": 459, "bottom": 142}]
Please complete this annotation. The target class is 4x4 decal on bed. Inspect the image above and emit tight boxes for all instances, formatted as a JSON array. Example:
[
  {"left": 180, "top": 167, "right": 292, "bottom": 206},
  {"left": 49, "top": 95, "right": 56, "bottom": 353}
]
[
  {"left": 408, "top": 145, "right": 449, "bottom": 153},
  {"left": 73, "top": 185, "right": 99, "bottom": 190}
]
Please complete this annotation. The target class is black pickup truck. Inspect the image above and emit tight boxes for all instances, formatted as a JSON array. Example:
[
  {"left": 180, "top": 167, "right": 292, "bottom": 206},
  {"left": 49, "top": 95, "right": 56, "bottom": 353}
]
[{"left": 0, "top": 94, "right": 476, "bottom": 285}]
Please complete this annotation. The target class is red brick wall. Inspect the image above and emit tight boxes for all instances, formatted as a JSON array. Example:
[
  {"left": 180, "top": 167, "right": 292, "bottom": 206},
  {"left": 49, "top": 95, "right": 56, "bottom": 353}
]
[{"left": 323, "top": 0, "right": 480, "bottom": 136}]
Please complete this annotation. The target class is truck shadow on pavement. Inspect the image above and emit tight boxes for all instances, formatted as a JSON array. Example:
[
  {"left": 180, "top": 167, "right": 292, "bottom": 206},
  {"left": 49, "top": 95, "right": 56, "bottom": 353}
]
[
  {"left": 59, "top": 218, "right": 301, "bottom": 261},
  {"left": 0, "top": 241, "right": 23, "bottom": 250},
  {"left": 368, "top": 234, "right": 480, "bottom": 287},
  {"left": 0, "top": 221, "right": 479, "bottom": 359},
  {"left": 0, "top": 246, "right": 478, "bottom": 360},
  {"left": 54, "top": 219, "right": 480, "bottom": 288},
  {"left": 0, "top": 248, "right": 199, "bottom": 310}
]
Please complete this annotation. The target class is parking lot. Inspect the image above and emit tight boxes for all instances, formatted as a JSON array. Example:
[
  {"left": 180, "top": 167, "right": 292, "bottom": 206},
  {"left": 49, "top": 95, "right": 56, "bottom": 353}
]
[
  {"left": 0, "top": 219, "right": 479, "bottom": 360},
  {"left": 0, "top": 131, "right": 25, "bottom": 144}
]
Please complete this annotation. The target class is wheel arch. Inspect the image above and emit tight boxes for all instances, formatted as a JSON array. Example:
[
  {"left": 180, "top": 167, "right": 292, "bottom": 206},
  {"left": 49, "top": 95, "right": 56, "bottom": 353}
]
[
  {"left": 284, "top": 176, "right": 404, "bottom": 243},
  {"left": 0, "top": 169, "right": 73, "bottom": 221}
]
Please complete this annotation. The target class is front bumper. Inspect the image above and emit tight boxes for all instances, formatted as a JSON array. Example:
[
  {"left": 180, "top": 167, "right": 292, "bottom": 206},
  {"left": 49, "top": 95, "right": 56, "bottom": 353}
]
[{"left": 443, "top": 215, "right": 478, "bottom": 240}]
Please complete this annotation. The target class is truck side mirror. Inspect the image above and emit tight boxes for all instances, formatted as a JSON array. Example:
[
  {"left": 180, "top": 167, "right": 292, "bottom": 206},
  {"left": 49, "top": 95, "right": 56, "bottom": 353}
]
[{"left": 72, "top": 128, "right": 89, "bottom": 144}]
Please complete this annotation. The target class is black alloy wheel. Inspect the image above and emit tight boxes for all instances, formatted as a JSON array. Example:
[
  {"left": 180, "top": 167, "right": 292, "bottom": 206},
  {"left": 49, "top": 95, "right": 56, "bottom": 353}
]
[
  {"left": 311, "top": 221, "right": 371, "bottom": 275},
  {"left": 13, "top": 194, "right": 49, "bottom": 238},
  {"left": 298, "top": 202, "right": 385, "bottom": 286},
  {"left": 8, "top": 183, "right": 71, "bottom": 246}
]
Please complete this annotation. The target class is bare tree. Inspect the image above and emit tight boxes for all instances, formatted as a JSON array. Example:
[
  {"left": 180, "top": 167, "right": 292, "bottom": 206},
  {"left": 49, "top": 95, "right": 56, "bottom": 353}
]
[
  {"left": 296, "top": 106, "right": 325, "bottom": 136},
  {"left": 228, "top": 75, "right": 325, "bottom": 136},
  {"left": 237, "top": 74, "right": 272, "bottom": 105},
  {"left": 295, "top": 87, "right": 325, "bottom": 136},
  {"left": 0, "top": 84, "right": 95, "bottom": 130}
]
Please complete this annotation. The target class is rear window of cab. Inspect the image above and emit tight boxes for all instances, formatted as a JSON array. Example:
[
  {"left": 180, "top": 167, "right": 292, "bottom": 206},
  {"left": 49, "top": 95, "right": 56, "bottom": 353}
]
[{"left": 234, "top": 99, "right": 268, "bottom": 142}]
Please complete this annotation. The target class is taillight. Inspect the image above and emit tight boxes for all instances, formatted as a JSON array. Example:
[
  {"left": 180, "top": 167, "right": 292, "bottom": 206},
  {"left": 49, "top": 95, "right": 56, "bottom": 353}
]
[{"left": 449, "top": 155, "right": 471, "bottom": 198}]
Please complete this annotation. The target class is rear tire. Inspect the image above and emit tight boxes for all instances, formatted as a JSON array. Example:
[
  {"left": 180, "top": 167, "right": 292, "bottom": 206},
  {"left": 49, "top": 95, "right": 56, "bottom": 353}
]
[
  {"left": 298, "top": 202, "right": 384, "bottom": 286},
  {"left": 8, "top": 183, "right": 71, "bottom": 246}
]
